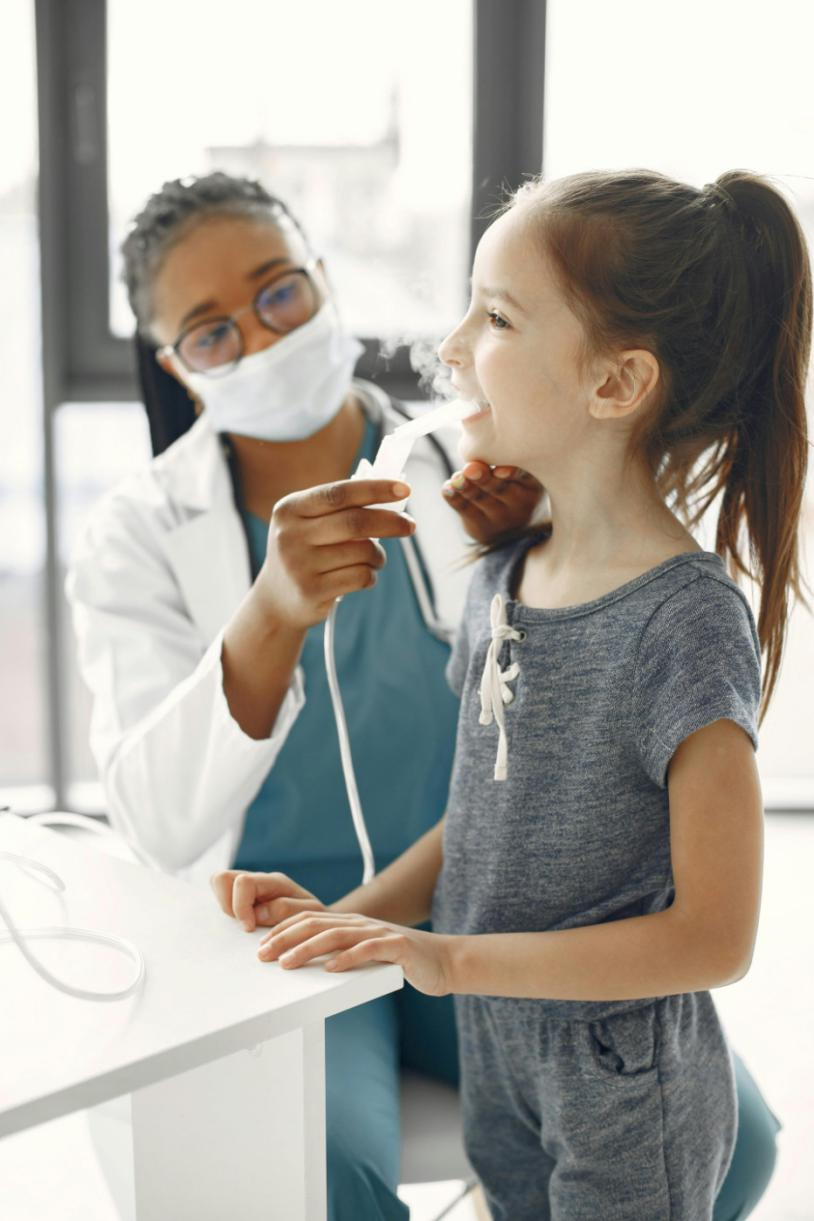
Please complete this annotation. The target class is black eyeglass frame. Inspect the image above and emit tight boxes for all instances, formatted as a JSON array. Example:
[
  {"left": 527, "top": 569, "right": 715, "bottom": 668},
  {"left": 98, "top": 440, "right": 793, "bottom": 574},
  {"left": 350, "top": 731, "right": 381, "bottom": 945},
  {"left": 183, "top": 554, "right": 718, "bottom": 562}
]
[{"left": 158, "top": 257, "right": 322, "bottom": 377}]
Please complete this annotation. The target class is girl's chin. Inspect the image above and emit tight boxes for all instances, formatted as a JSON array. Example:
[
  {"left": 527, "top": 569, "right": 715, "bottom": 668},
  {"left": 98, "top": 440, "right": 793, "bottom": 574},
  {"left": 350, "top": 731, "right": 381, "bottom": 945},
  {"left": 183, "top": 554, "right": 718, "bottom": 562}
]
[
  {"left": 458, "top": 428, "right": 496, "bottom": 466},
  {"left": 457, "top": 440, "right": 495, "bottom": 466}
]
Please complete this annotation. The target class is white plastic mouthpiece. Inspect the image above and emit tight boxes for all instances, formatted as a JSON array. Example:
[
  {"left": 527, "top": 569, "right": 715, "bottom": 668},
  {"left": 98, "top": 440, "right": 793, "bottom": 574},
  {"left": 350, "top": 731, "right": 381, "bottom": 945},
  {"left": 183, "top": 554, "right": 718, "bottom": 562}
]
[
  {"left": 352, "top": 398, "right": 482, "bottom": 502},
  {"left": 391, "top": 397, "right": 482, "bottom": 440}
]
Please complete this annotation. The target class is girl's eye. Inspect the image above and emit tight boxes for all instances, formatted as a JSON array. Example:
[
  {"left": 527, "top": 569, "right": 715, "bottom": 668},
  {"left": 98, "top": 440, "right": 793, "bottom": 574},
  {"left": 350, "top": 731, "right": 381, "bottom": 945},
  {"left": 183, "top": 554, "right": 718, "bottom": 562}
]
[{"left": 487, "top": 311, "right": 509, "bottom": 330}]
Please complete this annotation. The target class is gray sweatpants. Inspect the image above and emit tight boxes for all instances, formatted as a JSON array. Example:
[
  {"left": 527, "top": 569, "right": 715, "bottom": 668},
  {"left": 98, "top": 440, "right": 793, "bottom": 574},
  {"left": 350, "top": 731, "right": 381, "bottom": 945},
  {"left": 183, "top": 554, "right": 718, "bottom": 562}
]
[{"left": 457, "top": 991, "right": 737, "bottom": 1220}]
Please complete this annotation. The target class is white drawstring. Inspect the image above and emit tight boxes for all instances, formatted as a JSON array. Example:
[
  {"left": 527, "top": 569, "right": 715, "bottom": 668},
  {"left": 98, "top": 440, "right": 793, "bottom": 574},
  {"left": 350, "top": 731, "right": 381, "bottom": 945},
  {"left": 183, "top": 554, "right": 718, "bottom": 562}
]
[{"left": 478, "top": 594, "right": 523, "bottom": 780}]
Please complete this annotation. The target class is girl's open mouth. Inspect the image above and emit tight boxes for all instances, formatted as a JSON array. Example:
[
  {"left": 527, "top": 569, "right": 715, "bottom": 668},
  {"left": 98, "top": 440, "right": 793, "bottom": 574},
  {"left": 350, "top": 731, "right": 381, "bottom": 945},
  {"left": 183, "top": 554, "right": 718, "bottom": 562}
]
[{"left": 461, "top": 400, "right": 492, "bottom": 424}]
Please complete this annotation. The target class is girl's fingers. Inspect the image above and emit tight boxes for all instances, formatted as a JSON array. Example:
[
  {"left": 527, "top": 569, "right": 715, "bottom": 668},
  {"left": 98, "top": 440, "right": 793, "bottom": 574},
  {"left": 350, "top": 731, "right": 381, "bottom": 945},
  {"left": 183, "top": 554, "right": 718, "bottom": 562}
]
[
  {"left": 325, "top": 936, "right": 403, "bottom": 972},
  {"left": 232, "top": 872, "right": 272, "bottom": 931},
  {"left": 258, "top": 910, "right": 363, "bottom": 948},
  {"left": 254, "top": 897, "right": 325, "bottom": 927},
  {"left": 258, "top": 925, "right": 374, "bottom": 964}
]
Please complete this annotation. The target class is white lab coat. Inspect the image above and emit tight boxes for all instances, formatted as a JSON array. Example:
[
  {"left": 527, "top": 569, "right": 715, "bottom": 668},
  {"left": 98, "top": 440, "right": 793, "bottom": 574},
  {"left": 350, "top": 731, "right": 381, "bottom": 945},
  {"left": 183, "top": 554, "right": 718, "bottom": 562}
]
[{"left": 66, "top": 381, "right": 475, "bottom": 890}]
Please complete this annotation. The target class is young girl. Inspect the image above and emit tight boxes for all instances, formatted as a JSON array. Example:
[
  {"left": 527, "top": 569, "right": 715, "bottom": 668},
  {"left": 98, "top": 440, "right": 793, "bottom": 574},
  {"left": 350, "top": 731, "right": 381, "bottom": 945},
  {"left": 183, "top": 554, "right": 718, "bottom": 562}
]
[{"left": 212, "top": 168, "right": 809, "bottom": 1219}]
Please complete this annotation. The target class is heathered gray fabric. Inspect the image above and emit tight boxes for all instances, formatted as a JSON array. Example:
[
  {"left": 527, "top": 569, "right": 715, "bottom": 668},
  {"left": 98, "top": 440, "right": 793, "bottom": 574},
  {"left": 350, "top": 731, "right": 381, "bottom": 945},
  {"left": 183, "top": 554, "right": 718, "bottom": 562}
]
[
  {"left": 457, "top": 991, "right": 737, "bottom": 1220},
  {"left": 432, "top": 538, "right": 762, "bottom": 1022},
  {"left": 431, "top": 538, "right": 761, "bottom": 1219}
]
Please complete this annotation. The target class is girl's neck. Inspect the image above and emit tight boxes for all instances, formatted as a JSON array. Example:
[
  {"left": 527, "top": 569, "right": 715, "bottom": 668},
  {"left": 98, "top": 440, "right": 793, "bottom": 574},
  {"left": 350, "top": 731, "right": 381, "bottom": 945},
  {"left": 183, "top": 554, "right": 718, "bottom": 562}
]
[
  {"left": 228, "top": 393, "right": 366, "bottom": 521},
  {"left": 517, "top": 460, "right": 701, "bottom": 609}
]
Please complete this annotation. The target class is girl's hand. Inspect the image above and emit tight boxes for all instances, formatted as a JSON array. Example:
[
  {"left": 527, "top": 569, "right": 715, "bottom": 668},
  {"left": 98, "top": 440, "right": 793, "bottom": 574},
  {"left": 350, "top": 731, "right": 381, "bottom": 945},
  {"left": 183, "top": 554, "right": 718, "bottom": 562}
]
[
  {"left": 442, "top": 461, "right": 544, "bottom": 544},
  {"left": 210, "top": 869, "right": 326, "bottom": 933},
  {"left": 257, "top": 911, "right": 455, "bottom": 997}
]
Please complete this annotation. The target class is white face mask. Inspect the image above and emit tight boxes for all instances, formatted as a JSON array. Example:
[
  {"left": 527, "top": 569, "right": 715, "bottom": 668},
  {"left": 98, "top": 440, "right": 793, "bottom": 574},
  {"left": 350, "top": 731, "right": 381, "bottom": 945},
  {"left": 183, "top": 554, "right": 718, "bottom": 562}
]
[{"left": 177, "top": 303, "right": 364, "bottom": 441}]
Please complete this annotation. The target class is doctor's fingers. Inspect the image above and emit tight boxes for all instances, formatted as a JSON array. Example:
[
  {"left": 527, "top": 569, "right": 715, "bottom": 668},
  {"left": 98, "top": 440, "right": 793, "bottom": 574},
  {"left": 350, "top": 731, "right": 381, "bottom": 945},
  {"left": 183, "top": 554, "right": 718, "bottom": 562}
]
[
  {"left": 299, "top": 505, "right": 416, "bottom": 546},
  {"left": 312, "top": 539, "right": 387, "bottom": 575},
  {"left": 444, "top": 464, "right": 542, "bottom": 507},
  {"left": 310, "top": 563, "right": 385, "bottom": 609},
  {"left": 280, "top": 478, "right": 411, "bottom": 520}
]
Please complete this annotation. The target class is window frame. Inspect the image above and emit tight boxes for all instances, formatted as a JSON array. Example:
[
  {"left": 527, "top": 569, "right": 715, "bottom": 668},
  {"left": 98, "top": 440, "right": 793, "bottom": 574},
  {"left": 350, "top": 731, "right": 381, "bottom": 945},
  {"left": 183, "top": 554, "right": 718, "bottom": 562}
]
[{"left": 34, "top": 0, "right": 547, "bottom": 805}]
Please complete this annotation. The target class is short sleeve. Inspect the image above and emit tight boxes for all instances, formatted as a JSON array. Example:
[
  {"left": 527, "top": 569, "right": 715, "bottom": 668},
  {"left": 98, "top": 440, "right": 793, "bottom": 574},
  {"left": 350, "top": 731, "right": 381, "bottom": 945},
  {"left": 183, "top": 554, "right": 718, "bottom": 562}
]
[
  {"left": 632, "top": 576, "right": 762, "bottom": 789},
  {"left": 445, "top": 616, "right": 470, "bottom": 697}
]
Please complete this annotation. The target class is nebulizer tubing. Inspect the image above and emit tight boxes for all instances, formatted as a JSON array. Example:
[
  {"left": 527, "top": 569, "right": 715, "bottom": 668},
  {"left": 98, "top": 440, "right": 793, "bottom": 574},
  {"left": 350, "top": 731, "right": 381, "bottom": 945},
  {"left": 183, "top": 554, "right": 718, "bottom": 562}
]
[
  {"left": 0, "top": 812, "right": 146, "bottom": 1002},
  {"left": 324, "top": 398, "right": 481, "bottom": 885},
  {"left": 0, "top": 399, "right": 479, "bottom": 990}
]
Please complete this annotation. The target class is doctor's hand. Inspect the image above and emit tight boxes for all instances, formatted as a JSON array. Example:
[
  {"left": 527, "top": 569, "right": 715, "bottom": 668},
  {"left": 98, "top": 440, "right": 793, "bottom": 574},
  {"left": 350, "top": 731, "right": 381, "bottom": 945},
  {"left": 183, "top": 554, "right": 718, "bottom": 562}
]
[
  {"left": 210, "top": 869, "right": 326, "bottom": 933},
  {"left": 442, "top": 462, "right": 545, "bottom": 545},
  {"left": 256, "top": 911, "right": 455, "bottom": 997},
  {"left": 259, "top": 479, "right": 416, "bottom": 629}
]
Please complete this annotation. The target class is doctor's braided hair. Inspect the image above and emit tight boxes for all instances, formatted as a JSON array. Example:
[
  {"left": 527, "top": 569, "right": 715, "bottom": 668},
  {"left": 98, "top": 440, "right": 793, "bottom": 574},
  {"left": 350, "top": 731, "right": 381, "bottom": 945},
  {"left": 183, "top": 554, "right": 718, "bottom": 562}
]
[
  {"left": 506, "top": 168, "right": 812, "bottom": 723},
  {"left": 121, "top": 171, "right": 310, "bottom": 338}
]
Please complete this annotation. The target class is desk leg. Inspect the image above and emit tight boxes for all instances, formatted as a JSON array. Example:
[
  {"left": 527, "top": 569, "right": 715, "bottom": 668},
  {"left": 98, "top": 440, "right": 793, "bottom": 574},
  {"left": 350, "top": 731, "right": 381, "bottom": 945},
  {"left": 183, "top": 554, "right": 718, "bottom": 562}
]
[{"left": 131, "top": 1021, "right": 327, "bottom": 1220}]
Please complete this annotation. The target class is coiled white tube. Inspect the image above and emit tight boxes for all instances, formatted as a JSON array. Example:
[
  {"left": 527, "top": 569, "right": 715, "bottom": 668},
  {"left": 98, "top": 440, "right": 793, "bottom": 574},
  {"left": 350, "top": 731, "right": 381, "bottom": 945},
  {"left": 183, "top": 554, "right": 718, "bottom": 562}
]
[{"left": 0, "top": 816, "right": 146, "bottom": 1002}]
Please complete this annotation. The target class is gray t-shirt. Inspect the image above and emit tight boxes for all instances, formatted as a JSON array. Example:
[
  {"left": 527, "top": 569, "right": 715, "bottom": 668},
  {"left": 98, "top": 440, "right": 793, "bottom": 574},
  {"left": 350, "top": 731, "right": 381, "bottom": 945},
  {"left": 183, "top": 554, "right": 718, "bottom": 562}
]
[{"left": 432, "top": 538, "right": 762, "bottom": 1019}]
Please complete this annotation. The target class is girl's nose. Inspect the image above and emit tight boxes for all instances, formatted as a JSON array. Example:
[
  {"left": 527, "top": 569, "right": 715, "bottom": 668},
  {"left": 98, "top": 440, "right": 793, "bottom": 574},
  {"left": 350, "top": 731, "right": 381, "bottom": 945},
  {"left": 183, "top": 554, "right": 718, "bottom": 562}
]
[{"left": 438, "top": 322, "right": 467, "bottom": 368}]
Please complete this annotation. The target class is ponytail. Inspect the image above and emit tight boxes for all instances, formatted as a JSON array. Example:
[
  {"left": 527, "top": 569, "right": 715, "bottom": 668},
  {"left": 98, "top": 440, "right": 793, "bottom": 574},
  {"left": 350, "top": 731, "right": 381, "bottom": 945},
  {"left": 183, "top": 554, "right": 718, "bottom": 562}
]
[
  {"left": 684, "top": 172, "right": 812, "bottom": 719},
  {"left": 508, "top": 168, "right": 813, "bottom": 724}
]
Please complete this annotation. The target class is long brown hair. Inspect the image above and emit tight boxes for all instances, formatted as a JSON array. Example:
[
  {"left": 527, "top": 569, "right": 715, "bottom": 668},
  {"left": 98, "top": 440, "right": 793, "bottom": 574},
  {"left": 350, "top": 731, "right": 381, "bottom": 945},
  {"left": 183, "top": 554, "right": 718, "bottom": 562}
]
[{"left": 506, "top": 169, "right": 812, "bottom": 724}]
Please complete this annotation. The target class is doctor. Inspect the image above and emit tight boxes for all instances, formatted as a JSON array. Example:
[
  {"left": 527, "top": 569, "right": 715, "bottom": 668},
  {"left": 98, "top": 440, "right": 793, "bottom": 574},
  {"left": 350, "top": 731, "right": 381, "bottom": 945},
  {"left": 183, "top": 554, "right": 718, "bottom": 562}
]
[
  {"left": 67, "top": 172, "right": 780, "bottom": 1220},
  {"left": 67, "top": 172, "right": 542, "bottom": 1220}
]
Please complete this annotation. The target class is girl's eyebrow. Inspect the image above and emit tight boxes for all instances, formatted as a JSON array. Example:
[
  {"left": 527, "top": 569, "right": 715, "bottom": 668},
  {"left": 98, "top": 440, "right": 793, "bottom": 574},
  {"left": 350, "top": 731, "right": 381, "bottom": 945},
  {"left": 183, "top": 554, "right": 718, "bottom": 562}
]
[{"left": 469, "top": 277, "right": 527, "bottom": 315}]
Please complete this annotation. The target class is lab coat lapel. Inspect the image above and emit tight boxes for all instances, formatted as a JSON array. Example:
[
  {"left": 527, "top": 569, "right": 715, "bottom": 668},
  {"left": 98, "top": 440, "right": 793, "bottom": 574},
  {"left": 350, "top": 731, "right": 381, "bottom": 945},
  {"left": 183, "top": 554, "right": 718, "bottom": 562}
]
[
  {"left": 158, "top": 417, "right": 252, "bottom": 644},
  {"left": 162, "top": 510, "right": 251, "bottom": 644}
]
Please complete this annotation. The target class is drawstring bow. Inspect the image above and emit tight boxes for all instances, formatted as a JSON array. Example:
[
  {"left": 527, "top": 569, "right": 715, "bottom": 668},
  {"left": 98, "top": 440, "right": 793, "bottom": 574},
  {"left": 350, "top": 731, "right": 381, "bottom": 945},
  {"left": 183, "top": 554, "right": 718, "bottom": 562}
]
[{"left": 479, "top": 594, "right": 523, "bottom": 781}]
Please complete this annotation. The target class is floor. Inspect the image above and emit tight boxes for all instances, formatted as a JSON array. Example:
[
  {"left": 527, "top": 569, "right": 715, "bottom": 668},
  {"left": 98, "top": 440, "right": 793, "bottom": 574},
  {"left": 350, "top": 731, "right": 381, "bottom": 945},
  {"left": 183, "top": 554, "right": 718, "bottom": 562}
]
[{"left": 0, "top": 813, "right": 811, "bottom": 1220}]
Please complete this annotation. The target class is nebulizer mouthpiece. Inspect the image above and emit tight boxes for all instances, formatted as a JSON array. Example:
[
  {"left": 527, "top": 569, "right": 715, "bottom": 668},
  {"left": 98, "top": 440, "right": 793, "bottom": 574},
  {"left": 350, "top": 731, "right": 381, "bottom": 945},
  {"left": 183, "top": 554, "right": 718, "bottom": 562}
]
[
  {"left": 352, "top": 398, "right": 482, "bottom": 510},
  {"left": 326, "top": 399, "right": 480, "bottom": 884}
]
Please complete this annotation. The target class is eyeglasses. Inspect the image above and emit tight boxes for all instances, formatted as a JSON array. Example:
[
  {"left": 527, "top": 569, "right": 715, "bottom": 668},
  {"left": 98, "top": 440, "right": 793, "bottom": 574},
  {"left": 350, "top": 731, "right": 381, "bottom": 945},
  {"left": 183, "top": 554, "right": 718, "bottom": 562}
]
[{"left": 159, "top": 260, "right": 321, "bottom": 377}]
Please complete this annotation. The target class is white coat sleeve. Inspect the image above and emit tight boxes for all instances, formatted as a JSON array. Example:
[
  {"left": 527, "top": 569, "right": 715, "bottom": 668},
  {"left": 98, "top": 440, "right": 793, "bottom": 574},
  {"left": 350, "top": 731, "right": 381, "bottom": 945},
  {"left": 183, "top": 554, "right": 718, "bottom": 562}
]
[{"left": 65, "top": 494, "right": 305, "bottom": 874}]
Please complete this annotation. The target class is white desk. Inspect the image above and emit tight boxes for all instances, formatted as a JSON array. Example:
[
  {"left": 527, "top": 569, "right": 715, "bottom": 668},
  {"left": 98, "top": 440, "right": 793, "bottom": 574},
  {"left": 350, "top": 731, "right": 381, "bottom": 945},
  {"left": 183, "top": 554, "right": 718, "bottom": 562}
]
[{"left": 0, "top": 814, "right": 403, "bottom": 1219}]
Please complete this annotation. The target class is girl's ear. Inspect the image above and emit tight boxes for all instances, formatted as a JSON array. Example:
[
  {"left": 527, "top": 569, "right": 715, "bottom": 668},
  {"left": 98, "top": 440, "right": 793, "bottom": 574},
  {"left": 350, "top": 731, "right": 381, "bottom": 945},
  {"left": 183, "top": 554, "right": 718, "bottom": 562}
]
[{"left": 591, "top": 349, "right": 660, "bottom": 422}]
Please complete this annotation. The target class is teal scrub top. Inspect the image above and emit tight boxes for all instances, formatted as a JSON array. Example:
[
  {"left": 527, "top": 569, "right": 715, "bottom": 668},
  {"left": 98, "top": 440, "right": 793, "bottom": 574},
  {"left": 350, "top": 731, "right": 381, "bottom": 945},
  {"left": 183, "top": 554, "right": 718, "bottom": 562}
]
[{"left": 231, "top": 417, "right": 461, "bottom": 904}]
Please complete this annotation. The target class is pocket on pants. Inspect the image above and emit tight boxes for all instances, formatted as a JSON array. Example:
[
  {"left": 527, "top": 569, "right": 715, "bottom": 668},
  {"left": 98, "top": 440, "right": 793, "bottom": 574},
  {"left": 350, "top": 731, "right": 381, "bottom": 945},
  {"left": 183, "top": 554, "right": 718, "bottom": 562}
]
[{"left": 583, "top": 1003, "right": 660, "bottom": 1083}]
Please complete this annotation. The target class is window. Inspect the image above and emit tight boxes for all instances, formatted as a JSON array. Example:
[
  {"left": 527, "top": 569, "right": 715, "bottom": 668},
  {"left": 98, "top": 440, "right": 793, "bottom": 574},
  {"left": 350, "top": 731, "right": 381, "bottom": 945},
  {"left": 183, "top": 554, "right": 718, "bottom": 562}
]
[
  {"left": 544, "top": 0, "right": 814, "bottom": 803},
  {"left": 56, "top": 402, "right": 151, "bottom": 806},
  {"left": 0, "top": 0, "right": 49, "bottom": 807},
  {"left": 31, "top": 0, "right": 546, "bottom": 806},
  {"left": 107, "top": 0, "right": 473, "bottom": 344}
]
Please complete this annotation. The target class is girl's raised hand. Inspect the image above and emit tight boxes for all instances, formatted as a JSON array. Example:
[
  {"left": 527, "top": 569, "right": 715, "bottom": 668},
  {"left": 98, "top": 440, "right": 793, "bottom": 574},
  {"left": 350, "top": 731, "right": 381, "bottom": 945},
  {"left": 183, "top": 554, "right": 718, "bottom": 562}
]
[
  {"left": 442, "top": 461, "right": 544, "bottom": 544},
  {"left": 210, "top": 869, "right": 326, "bottom": 933},
  {"left": 257, "top": 910, "right": 455, "bottom": 997}
]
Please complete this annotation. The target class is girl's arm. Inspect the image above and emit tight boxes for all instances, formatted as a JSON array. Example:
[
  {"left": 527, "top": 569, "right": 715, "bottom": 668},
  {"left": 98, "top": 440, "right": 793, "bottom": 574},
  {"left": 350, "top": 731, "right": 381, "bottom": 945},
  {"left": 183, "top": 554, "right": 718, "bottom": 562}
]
[
  {"left": 260, "top": 719, "right": 763, "bottom": 1001},
  {"left": 330, "top": 817, "right": 445, "bottom": 927},
  {"left": 447, "top": 718, "right": 763, "bottom": 999}
]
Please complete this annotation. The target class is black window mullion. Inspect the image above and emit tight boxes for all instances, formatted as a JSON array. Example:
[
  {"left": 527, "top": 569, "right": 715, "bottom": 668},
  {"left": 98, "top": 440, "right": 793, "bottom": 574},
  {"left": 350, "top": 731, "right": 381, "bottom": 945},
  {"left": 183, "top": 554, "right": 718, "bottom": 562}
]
[{"left": 471, "top": 0, "right": 547, "bottom": 260}]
